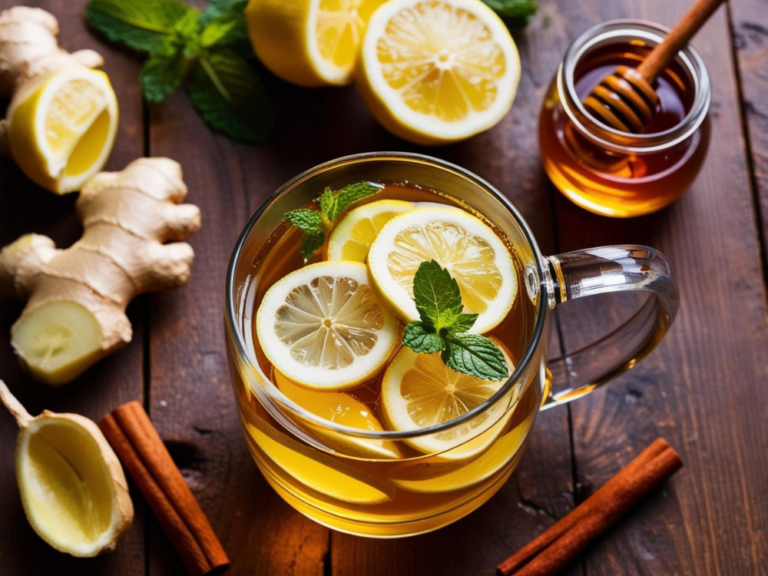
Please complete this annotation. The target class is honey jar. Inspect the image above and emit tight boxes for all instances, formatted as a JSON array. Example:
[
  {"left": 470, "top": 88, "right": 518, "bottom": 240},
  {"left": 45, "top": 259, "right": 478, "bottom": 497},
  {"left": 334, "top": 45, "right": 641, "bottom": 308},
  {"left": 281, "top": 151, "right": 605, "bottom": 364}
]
[{"left": 539, "top": 20, "right": 711, "bottom": 217}]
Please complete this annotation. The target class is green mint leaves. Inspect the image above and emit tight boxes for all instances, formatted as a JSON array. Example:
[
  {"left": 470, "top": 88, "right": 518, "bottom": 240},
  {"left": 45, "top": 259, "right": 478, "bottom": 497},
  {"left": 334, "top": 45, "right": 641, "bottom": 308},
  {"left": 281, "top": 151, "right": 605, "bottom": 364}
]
[
  {"left": 482, "top": 0, "right": 537, "bottom": 27},
  {"left": 284, "top": 182, "right": 382, "bottom": 262},
  {"left": 403, "top": 261, "right": 509, "bottom": 381},
  {"left": 86, "top": 0, "right": 273, "bottom": 143}
]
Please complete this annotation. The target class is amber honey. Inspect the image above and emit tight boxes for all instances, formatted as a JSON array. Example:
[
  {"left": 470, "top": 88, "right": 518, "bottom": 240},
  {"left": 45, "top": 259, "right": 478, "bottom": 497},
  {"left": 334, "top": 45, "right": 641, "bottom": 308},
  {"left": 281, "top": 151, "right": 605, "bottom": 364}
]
[
  {"left": 228, "top": 183, "right": 543, "bottom": 537},
  {"left": 539, "top": 22, "right": 711, "bottom": 217}
]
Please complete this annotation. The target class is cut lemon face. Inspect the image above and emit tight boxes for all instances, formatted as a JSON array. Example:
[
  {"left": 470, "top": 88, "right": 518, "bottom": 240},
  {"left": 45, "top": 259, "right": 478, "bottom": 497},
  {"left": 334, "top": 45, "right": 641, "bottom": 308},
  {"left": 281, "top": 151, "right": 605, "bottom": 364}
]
[
  {"left": 256, "top": 261, "right": 398, "bottom": 391},
  {"left": 358, "top": 0, "right": 521, "bottom": 145},
  {"left": 381, "top": 341, "right": 515, "bottom": 455},
  {"left": 246, "top": 0, "right": 386, "bottom": 87},
  {"left": 275, "top": 370, "right": 402, "bottom": 459},
  {"left": 7, "top": 67, "right": 118, "bottom": 194},
  {"left": 368, "top": 207, "right": 517, "bottom": 334},
  {"left": 327, "top": 199, "right": 414, "bottom": 262}
]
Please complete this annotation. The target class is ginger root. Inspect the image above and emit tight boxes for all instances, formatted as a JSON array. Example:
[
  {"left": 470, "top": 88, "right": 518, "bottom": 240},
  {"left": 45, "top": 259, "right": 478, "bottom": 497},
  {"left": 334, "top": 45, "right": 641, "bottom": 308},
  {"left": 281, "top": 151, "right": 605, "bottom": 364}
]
[
  {"left": 0, "top": 380, "right": 133, "bottom": 557},
  {"left": 0, "top": 158, "right": 201, "bottom": 385}
]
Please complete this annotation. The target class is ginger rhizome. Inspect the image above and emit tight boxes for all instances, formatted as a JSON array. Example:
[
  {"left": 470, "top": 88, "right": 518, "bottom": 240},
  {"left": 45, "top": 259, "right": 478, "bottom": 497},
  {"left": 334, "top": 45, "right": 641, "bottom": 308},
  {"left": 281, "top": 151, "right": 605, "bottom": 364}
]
[
  {"left": 0, "top": 7, "right": 118, "bottom": 193},
  {"left": 0, "top": 158, "right": 201, "bottom": 385}
]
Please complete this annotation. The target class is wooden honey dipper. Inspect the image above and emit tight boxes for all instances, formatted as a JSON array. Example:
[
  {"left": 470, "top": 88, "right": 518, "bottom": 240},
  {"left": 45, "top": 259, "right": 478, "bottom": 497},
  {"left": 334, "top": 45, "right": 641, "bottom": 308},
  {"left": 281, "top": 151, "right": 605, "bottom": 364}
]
[{"left": 583, "top": 0, "right": 723, "bottom": 133}]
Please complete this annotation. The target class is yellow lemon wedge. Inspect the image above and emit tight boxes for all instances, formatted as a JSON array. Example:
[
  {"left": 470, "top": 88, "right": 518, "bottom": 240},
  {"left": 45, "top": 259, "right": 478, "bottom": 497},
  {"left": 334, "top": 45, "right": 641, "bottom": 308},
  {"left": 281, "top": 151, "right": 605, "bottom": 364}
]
[
  {"left": 6, "top": 67, "right": 118, "bottom": 194},
  {"left": 380, "top": 340, "right": 515, "bottom": 455},
  {"left": 247, "top": 418, "right": 395, "bottom": 504},
  {"left": 246, "top": 0, "right": 387, "bottom": 87},
  {"left": 256, "top": 261, "right": 399, "bottom": 391},
  {"left": 368, "top": 207, "right": 517, "bottom": 334},
  {"left": 327, "top": 199, "right": 414, "bottom": 262},
  {"left": 357, "top": 0, "right": 521, "bottom": 145},
  {"left": 275, "top": 370, "right": 403, "bottom": 459}
]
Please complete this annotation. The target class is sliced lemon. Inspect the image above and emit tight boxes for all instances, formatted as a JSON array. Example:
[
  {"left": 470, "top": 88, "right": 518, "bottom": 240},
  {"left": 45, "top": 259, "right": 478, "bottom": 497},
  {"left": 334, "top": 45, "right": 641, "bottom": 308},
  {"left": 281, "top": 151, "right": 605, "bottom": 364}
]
[
  {"left": 358, "top": 0, "right": 521, "bottom": 145},
  {"left": 389, "top": 380, "right": 537, "bottom": 492},
  {"left": 381, "top": 341, "right": 515, "bottom": 455},
  {"left": 327, "top": 199, "right": 414, "bottom": 262},
  {"left": 6, "top": 67, "right": 118, "bottom": 194},
  {"left": 368, "top": 207, "right": 517, "bottom": 334},
  {"left": 245, "top": 0, "right": 386, "bottom": 87},
  {"left": 275, "top": 370, "right": 402, "bottom": 459},
  {"left": 256, "top": 261, "right": 398, "bottom": 391},
  {"left": 247, "top": 418, "right": 394, "bottom": 504}
]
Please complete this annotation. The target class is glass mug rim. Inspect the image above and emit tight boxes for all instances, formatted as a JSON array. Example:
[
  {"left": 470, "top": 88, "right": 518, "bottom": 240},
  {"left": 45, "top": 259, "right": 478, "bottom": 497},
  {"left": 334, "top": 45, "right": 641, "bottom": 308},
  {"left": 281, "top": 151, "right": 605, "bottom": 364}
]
[
  {"left": 225, "top": 152, "right": 550, "bottom": 441},
  {"left": 560, "top": 19, "right": 711, "bottom": 154}
]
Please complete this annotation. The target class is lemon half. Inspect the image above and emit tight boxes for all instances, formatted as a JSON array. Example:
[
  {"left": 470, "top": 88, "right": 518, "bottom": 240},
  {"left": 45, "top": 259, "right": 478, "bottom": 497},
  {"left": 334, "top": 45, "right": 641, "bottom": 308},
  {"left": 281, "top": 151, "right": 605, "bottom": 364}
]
[
  {"left": 256, "top": 261, "right": 399, "bottom": 390},
  {"left": 7, "top": 67, "right": 118, "bottom": 194},
  {"left": 246, "top": 0, "right": 386, "bottom": 87},
  {"left": 368, "top": 207, "right": 517, "bottom": 334},
  {"left": 358, "top": 0, "right": 521, "bottom": 145}
]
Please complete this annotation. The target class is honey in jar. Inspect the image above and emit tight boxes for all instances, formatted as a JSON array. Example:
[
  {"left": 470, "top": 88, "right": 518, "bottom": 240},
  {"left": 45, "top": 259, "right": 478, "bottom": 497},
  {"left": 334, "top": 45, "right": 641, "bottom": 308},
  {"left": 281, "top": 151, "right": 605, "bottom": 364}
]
[{"left": 539, "top": 21, "right": 711, "bottom": 218}]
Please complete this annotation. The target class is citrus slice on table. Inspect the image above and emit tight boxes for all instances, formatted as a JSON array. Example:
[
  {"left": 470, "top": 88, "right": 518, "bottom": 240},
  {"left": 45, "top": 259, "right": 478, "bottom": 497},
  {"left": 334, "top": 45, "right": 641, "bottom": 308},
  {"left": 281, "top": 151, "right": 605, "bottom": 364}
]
[
  {"left": 380, "top": 340, "right": 515, "bottom": 455},
  {"left": 256, "top": 261, "right": 399, "bottom": 391},
  {"left": 327, "top": 199, "right": 414, "bottom": 261},
  {"left": 368, "top": 207, "right": 517, "bottom": 334},
  {"left": 275, "top": 371, "right": 403, "bottom": 459},
  {"left": 357, "top": 0, "right": 521, "bottom": 145},
  {"left": 6, "top": 67, "right": 118, "bottom": 193},
  {"left": 245, "top": 0, "right": 386, "bottom": 87},
  {"left": 247, "top": 418, "right": 395, "bottom": 504}
]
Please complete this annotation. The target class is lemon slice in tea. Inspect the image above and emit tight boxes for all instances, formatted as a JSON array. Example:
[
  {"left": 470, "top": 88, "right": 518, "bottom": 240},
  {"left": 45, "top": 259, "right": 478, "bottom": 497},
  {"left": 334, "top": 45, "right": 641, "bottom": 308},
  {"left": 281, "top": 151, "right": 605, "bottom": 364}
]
[
  {"left": 327, "top": 199, "right": 414, "bottom": 262},
  {"left": 368, "top": 207, "right": 517, "bottom": 334},
  {"left": 380, "top": 340, "right": 515, "bottom": 455},
  {"left": 275, "top": 370, "right": 402, "bottom": 459},
  {"left": 256, "top": 261, "right": 399, "bottom": 391}
]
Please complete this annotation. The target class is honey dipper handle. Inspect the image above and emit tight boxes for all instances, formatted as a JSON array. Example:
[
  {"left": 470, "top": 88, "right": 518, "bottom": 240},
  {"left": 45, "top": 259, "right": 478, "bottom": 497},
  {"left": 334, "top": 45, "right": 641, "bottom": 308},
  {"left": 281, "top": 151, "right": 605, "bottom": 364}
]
[{"left": 637, "top": 0, "right": 724, "bottom": 82}]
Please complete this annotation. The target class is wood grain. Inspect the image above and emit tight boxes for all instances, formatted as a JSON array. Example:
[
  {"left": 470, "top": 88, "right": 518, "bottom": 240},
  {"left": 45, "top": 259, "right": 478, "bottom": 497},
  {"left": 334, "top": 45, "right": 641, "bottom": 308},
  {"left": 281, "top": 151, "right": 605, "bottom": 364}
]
[
  {"left": 0, "top": 1, "right": 146, "bottom": 574},
  {"left": 550, "top": 1, "right": 768, "bottom": 574}
]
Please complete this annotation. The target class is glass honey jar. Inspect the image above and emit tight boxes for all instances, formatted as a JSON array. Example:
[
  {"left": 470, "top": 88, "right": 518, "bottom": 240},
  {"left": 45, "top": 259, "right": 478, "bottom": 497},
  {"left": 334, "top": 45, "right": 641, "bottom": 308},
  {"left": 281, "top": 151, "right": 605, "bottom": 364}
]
[{"left": 539, "top": 20, "right": 711, "bottom": 218}]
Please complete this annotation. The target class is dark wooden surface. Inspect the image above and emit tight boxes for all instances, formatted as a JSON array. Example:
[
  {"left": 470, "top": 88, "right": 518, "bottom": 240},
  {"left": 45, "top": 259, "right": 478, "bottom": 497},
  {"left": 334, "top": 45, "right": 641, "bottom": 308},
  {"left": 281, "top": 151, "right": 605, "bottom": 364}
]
[{"left": 1, "top": 1, "right": 766, "bottom": 575}]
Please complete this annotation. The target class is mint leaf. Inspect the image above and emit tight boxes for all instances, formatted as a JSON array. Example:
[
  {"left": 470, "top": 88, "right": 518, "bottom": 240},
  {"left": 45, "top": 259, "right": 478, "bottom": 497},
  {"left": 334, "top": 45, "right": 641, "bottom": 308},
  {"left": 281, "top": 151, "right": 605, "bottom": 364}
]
[
  {"left": 300, "top": 232, "right": 325, "bottom": 263},
  {"left": 443, "top": 333, "right": 509, "bottom": 381},
  {"left": 186, "top": 49, "right": 274, "bottom": 143},
  {"left": 200, "top": 0, "right": 250, "bottom": 52},
  {"left": 450, "top": 313, "right": 479, "bottom": 334},
  {"left": 86, "top": 0, "right": 196, "bottom": 53},
  {"left": 140, "top": 49, "right": 188, "bottom": 103},
  {"left": 320, "top": 182, "right": 381, "bottom": 222},
  {"left": 403, "top": 322, "right": 445, "bottom": 354},
  {"left": 412, "top": 260, "right": 464, "bottom": 332},
  {"left": 482, "top": 0, "right": 537, "bottom": 27},
  {"left": 285, "top": 209, "right": 324, "bottom": 263}
]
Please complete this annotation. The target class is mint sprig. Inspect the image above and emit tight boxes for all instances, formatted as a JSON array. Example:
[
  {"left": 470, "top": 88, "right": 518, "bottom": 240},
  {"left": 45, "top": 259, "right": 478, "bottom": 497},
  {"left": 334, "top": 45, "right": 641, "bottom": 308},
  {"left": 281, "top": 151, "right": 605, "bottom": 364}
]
[
  {"left": 284, "top": 182, "right": 382, "bottom": 262},
  {"left": 482, "top": 0, "right": 537, "bottom": 27},
  {"left": 403, "top": 261, "right": 509, "bottom": 381},
  {"left": 86, "top": 0, "right": 273, "bottom": 143}
]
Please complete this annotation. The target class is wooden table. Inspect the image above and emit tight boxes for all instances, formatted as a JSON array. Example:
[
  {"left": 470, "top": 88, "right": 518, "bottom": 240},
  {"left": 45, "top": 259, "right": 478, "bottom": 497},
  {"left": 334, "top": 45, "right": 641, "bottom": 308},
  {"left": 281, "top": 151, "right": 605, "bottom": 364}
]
[{"left": 1, "top": 1, "right": 766, "bottom": 574}]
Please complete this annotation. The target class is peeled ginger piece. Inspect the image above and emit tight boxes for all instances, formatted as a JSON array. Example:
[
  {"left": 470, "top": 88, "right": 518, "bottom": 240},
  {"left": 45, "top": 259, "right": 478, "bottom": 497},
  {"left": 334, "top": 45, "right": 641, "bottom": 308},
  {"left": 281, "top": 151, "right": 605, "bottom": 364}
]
[{"left": 0, "top": 381, "right": 133, "bottom": 556}]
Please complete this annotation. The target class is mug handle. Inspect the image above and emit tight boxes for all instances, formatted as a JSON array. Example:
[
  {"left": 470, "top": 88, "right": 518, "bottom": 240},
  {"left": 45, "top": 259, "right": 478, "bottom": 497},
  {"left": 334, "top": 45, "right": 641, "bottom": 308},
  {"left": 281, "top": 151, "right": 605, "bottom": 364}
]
[{"left": 541, "top": 245, "right": 679, "bottom": 409}]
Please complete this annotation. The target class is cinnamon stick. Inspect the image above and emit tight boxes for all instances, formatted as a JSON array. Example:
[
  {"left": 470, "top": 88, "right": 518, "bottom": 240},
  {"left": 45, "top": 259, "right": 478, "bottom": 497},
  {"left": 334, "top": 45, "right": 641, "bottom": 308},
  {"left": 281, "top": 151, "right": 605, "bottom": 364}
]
[
  {"left": 497, "top": 438, "right": 682, "bottom": 576},
  {"left": 100, "top": 401, "right": 230, "bottom": 576}
]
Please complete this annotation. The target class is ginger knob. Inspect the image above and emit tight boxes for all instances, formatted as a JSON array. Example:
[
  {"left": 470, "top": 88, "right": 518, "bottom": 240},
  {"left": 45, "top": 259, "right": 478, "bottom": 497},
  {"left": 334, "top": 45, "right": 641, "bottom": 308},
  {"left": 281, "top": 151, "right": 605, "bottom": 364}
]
[{"left": 0, "top": 157, "right": 201, "bottom": 385}]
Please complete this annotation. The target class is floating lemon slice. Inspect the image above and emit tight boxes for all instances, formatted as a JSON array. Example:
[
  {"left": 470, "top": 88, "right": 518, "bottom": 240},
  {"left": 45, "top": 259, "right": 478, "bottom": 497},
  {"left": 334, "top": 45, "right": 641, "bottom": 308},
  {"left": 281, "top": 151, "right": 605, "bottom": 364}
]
[
  {"left": 246, "top": 0, "right": 386, "bottom": 87},
  {"left": 275, "top": 370, "right": 402, "bottom": 459},
  {"left": 358, "top": 0, "right": 521, "bottom": 145},
  {"left": 327, "top": 199, "right": 414, "bottom": 262},
  {"left": 381, "top": 340, "right": 515, "bottom": 455},
  {"left": 256, "top": 261, "right": 398, "bottom": 391},
  {"left": 368, "top": 207, "right": 517, "bottom": 334},
  {"left": 389, "top": 381, "right": 537, "bottom": 493},
  {"left": 6, "top": 67, "right": 118, "bottom": 193},
  {"left": 247, "top": 418, "right": 394, "bottom": 504}
]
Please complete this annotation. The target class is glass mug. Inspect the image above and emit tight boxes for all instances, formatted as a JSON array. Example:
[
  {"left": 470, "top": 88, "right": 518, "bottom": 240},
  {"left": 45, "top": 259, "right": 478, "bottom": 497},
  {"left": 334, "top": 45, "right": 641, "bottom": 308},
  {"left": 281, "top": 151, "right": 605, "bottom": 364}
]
[{"left": 225, "top": 153, "right": 679, "bottom": 538}]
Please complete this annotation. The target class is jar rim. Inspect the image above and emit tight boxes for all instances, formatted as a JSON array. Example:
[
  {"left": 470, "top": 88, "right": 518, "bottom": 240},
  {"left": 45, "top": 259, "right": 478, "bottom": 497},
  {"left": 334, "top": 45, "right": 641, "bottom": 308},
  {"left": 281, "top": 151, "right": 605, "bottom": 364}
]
[{"left": 559, "top": 19, "right": 711, "bottom": 154}]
